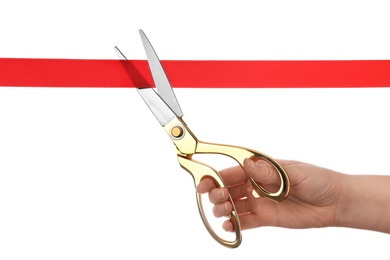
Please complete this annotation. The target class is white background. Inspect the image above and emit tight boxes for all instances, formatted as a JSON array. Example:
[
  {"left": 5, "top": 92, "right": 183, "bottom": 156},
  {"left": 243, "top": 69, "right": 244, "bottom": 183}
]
[{"left": 1, "top": 0, "right": 390, "bottom": 259}]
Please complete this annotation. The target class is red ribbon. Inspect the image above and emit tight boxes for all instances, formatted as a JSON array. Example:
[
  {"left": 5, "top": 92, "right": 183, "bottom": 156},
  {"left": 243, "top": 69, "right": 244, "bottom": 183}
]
[{"left": 1, "top": 58, "right": 390, "bottom": 88}]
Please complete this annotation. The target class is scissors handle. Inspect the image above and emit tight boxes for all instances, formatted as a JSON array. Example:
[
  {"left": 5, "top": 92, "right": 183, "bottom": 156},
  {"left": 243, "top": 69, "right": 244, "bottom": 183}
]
[
  {"left": 196, "top": 141, "right": 290, "bottom": 202},
  {"left": 178, "top": 156, "right": 242, "bottom": 248},
  {"left": 164, "top": 117, "right": 289, "bottom": 246}
]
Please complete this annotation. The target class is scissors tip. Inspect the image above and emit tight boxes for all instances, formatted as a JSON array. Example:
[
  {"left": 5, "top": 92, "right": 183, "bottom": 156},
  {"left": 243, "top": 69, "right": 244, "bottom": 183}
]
[{"left": 114, "top": 46, "right": 127, "bottom": 60}]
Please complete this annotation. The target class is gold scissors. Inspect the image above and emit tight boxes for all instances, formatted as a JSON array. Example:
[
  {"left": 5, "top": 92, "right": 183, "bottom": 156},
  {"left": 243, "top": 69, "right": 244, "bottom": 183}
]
[{"left": 117, "top": 30, "right": 290, "bottom": 248}]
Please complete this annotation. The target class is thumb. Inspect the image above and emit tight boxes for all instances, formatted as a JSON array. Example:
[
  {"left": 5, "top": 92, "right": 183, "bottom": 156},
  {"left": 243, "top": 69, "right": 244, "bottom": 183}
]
[{"left": 243, "top": 158, "right": 281, "bottom": 186}]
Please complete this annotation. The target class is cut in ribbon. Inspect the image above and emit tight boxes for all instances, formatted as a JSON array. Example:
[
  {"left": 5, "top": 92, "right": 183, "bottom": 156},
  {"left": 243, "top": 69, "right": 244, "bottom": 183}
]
[{"left": 1, "top": 58, "right": 390, "bottom": 88}]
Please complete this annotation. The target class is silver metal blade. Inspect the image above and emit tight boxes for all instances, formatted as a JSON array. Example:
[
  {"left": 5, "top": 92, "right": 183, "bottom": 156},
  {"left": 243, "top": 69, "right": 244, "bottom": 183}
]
[
  {"left": 114, "top": 45, "right": 128, "bottom": 60},
  {"left": 139, "top": 29, "right": 183, "bottom": 117},
  {"left": 114, "top": 46, "right": 176, "bottom": 127},
  {"left": 137, "top": 88, "right": 176, "bottom": 126}
]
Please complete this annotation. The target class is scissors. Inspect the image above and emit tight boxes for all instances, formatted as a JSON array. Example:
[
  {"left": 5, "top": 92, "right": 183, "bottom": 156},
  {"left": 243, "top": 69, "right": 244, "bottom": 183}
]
[{"left": 117, "top": 30, "right": 290, "bottom": 248}]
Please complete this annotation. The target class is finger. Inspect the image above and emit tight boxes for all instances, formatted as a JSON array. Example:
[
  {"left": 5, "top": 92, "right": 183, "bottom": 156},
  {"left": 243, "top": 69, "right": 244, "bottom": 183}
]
[
  {"left": 227, "top": 181, "right": 252, "bottom": 200},
  {"left": 209, "top": 184, "right": 249, "bottom": 206},
  {"left": 213, "top": 201, "right": 233, "bottom": 218},
  {"left": 222, "top": 219, "right": 234, "bottom": 232},
  {"left": 243, "top": 158, "right": 281, "bottom": 186},
  {"left": 197, "top": 165, "right": 248, "bottom": 194},
  {"left": 237, "top": 213, "right": 267, "bottom": 230},
  {"left": 233, "top": 195, "right": 276, "bottom": 214},
  {"left": 230, "top": 198, "right": 252, "bottom": 215},
  {"left": 196, "top": 177, "right": 218, "bottom": 194},
  {"left": 208, "top": 181, "right": 251, "bottom": 204},
  {"left": 223, "top": 211, "right": 274, "bottom": 232},
  {"left": 208, "top": 187, "right": 229, "bottom": 204},
  {"left": 221, "top": 213, "right": 260, "bottom": 232},
  {"left": 219, "top": 165, "right": 248, "bottom": 186}
]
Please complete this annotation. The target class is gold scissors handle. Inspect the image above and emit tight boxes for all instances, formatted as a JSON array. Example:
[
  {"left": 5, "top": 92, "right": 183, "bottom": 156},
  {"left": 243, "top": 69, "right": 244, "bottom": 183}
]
[
  {"left": 177, "top": 142, "right": 290, "bottom": 248},
  {"left": 165, "top": 117, "right": 290, "bottom": 247},
  {"left": 178, "top": 156, "right": 242, "bottom": 248},
  {"left": 196, "top": 141, "right": 290, "bottom": 202},
  {"left": 178, "top": 142, "right": 289, "bottom": 248}
]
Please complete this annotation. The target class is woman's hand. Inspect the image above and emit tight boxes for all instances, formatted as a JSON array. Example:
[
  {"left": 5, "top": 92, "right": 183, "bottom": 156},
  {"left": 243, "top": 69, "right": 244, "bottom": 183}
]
[{"left": 197, "top": 159, "right": 343, "bottom": 231}]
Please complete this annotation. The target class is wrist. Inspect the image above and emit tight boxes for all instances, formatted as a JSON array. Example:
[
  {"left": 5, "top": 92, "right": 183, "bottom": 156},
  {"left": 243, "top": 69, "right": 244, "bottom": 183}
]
[
  {"left": 333, "top": 173, "right": 358, "bottom": 229},
  {"left": 334, "top": 174, "right": 390, "bottom": 233}
]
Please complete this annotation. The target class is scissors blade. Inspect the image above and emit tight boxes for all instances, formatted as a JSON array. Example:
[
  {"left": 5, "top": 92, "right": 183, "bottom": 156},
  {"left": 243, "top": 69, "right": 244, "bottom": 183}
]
[
  {"left": 137, "top": 88, "right": 176, "bottom": 127},
  {"left": 114, "top": 46, "right": 176, "bottom": 127},
  {"left": 139, "top": 29, "right": 183, "bottom": 118}
]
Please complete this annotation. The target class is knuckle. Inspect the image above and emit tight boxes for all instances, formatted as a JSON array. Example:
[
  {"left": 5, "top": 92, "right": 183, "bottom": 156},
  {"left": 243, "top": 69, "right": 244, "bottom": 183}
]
[
  {"left": 209, "top": 188, "right": 227, "bottom": 204},
  {"left": 257, "top": 162, "right": 277, "bottom": 184},
  {"left": 212, "top": 202, "right": 230, "bottom": 217}
]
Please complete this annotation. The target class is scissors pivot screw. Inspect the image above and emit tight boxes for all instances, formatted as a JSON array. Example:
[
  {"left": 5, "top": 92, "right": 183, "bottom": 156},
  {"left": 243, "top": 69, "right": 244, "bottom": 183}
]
[{"left": 171, "top": 125, "right": 184, "bottom": 138}]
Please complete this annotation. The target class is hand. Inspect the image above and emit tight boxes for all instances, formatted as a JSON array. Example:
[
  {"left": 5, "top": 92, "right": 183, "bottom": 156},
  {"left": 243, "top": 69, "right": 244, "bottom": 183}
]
[{"left": 196, "top": 159, "right": 343, "bottom": 231}]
